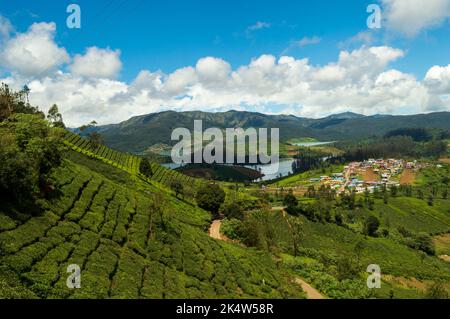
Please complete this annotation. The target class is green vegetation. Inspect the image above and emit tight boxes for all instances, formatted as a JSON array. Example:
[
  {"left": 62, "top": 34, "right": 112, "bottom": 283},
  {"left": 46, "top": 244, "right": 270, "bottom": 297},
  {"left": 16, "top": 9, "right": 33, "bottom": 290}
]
[
  {"left": 195, "top": 183, "right": 226, "bottom": 216},
  {"left": 0, "top": 88, "right": 303, "bottom": 299},
  {"left": 1, "top": 85, "right": 449, "bottom": 299},
  {"left": 0, "top": 160, "right": 302, "bottom": 298},
  {"left": 0, "top": 113, "right": 64, "bottom": 206},
  {"left": 178, "top": 163, "right": 263, "bottom": 182},
  {"left": 84, "top": 110, "right": 450, "bottom": 155}
]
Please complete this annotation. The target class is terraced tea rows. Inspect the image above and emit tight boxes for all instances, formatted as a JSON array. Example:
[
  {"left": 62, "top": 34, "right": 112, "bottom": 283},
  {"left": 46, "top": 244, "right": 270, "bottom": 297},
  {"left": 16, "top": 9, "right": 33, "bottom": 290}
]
[
  {"left": 64, "top": 131, "right": 201, "bottom": 190},
  {"left": 0, "top": 161, "right": 303, "bottom": 298}
]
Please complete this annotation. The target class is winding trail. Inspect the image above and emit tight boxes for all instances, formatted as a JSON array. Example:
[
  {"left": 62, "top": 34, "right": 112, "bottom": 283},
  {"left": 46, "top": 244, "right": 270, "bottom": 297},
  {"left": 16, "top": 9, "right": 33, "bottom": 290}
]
[
  {"left": 208, "top": 213, "right": 325, "bottom": 299},
  {"left": 209, "top": 220, "right": 224, "bottom": 240},
  {"left": 294, "top": 278, "right": 324, "bottom": 299}
]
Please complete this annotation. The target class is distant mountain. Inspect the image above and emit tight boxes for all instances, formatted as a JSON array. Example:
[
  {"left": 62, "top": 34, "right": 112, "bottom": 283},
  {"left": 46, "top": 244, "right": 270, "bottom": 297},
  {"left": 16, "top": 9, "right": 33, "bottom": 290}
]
[
  {"left": 87, "top": 110, "right": 450, "bottom": 154},
  {"left": 324, "top": 112, "right": 366, "bottom": 120}
]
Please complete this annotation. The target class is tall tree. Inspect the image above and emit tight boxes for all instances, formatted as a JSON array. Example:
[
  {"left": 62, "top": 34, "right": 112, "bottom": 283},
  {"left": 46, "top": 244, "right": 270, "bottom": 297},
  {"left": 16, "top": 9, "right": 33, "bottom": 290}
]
[{"left": 47, "top": 104, "right": 65, "bottom": 128}]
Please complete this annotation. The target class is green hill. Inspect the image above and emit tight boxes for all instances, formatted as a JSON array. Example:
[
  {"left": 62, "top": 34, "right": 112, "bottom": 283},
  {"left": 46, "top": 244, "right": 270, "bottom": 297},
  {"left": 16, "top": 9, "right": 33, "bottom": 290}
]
[
  {"left": 0, "top": 129, "right": 303, "bottom": 299},
  {"left": 85, "top": 110, "right": 450, "bottom": 154}
]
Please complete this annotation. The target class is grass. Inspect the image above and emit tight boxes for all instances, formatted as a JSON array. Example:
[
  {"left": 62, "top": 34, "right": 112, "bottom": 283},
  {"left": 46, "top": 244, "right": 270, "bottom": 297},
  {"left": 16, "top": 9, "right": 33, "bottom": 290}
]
[{"left": 271, "top": 164, "right": 344, "bottom": 187}]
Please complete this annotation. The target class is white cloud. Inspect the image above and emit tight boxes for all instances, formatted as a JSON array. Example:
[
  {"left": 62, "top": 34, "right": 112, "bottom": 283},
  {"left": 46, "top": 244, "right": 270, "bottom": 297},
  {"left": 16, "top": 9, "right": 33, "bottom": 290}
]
[
  {"left": 1, "top": 45, "right": 445, "bottom": 127},
  {"left": 297, "top": 36, "right": 321, "bottom": 46},
  {"left": 382, "top": 0, "right": 450, "bottom": 36},
  {"left": 196, "top": 57, "right": 230, "bottom": 83},
  {"left": 70, "top": 47, "right": 122, "bottom": 79},
  {"left": 0, "top": 22, "right": 69, "bottom": 77},
  {"left": 0, "top": 15, "right": 13, "bottom": 40},
  {"left": 247, "top": 21, "right": 271, "bottom": 32},
  {"left": 424, "top": 64, "right": 450, "bottom": 93},
  {"left": 338, "top": 31, "right": 377, "bottom": 49},
  {"left": 0, "top": 18, "right": 448, "bottom": 127}
]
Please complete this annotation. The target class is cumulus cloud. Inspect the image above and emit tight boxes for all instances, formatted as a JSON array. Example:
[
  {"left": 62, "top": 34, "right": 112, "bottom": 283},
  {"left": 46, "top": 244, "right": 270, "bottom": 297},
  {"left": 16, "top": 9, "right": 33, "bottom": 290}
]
[
  {"left": 382, "top": 0, "right": 450, "bottom": 36},
  {"left": 297, "top": 36, "right": 321, "bottom": 46},
  {"left": 70, "top": 47, "right": 122, "bottom": 79},
  {"left": 196, "top": 57, "right": 230, "bottom": 83},
  {"left": 0, "top": 15, "right": 13, "bottom": 40},
  {"left": 424, "top": 64, "right": 450, "bottom": 93},
  {"left": 0, "top": 19, "right": 448, "bottom": 127},
  {"left": 0, "top": 45, "right": 445, "bottom": 127},
  {"left": 0, "top": 22, "right": 69, "bottom": 77}
]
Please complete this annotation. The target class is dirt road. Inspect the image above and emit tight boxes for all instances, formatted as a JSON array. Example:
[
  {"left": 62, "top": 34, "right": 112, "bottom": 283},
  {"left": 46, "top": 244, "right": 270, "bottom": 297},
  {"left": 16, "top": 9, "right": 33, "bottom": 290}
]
[
  {"left": 208, "top": 216, "right": 325, "bottom": 299},
  {"left": 209, "top": 220, "right": 224, "bottom": 240},
  {"left": 294, "top": 278, "right": 324, "bottom": 299}
]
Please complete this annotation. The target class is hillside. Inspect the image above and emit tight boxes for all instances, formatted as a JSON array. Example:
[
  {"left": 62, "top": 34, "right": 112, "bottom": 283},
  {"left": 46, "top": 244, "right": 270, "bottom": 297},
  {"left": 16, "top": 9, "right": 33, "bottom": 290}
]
[
  {"left": 85, "top": 111, "right": 450, "bottom": 154},
  {"left": 0, "top": 145, "right": 304, "bottom": 298}
]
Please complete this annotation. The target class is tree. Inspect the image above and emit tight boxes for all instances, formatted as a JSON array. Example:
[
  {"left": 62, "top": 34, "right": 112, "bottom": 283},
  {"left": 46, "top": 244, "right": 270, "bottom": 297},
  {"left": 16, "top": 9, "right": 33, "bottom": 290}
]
[
  {"left": 139, "top": 158, "right": 153, "bottom": 177},
  {"left": 221, "top": 200, "right": 244, "bottom": 220},
  {"left": 0, "top": 114, "right": 64, "bottom": 206},
  {"left": 47, "top": 104, "right": 65, "bottom": 128},
  {"left": 334, "top": 212, "right": 343, "bottom": 226},
  {"left": 1, "top": 84, "right": 42, "bottom": 121},
  {"left": 368, "top": 198, "right": 375, "bottom": 210},
  {"left": 79, "top": 120, "right": 103, "bottom": 147},
  {"left": 354, "top": 240, "right": 367, "bottom": 266},
  {"left": 289, "top": 218, "right": 303, "bottom": 257},
  {"left": 363, "top": 215, "right": 380, "bottom": 237},
  {"left": 169, "top": 179, "right": 184, "bottom": 198},
  {"left": 283, "top": 193, "right": 298, "bottom": 208},
  {"left": 390, "top": 185, "right": 397, "bottom": 197},
  {"left": 336, "top": 254, "right": 359, "bottom": 281},
  {"left": 442, "top": 189, "right": 448, "bottom": 200},
  {"left": 417, "top": 189, "right": 424, "bottom": 200},
  {"left": 427, "top": 194, "right": 434, "bottom": 206},
  {"left": 79, "top": 120, "right": 97, "bottom": 132},
  {"left": 383, "top": 191, "right": 388, "bottom": 204},
  {"left": 412, "top": 233, "right": 435, "bottom": 255},
  {"left": 87, "top": 131, "right": 104, "bottom": 146},
  {"left": 196, "top": 183, "right": 226, "bottom": 215}
]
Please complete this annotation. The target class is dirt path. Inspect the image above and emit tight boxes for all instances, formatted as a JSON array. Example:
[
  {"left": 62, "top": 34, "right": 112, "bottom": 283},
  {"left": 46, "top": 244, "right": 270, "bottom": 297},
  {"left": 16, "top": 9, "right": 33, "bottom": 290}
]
[
  {"left": 209, "top": 220, "right": 224, "bottom": 240},
  {"left": 294, "top": 278, "right": 324, "bottom": 299},
  {"left": 272, "top": 207, "right": 324, "bottom": 299},
  {"left": 208, "top": 215, "right": 324, "bottom": 299}
]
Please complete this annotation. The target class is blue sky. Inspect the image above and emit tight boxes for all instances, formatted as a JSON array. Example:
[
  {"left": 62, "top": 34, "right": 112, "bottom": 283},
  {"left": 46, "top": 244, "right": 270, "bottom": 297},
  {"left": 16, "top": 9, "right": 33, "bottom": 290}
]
[
  {"left": 2, "top": 0, "right": 448, "bottom": 80},
  {"left": 0, "top": 0, "right": 449, "bottom": 125}
]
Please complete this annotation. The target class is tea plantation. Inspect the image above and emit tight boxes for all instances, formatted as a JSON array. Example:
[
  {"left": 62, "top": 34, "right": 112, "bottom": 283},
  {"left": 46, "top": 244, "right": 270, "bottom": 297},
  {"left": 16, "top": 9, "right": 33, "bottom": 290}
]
[{"left": 0, "top": 157, "right": 303, "bottom": 299}]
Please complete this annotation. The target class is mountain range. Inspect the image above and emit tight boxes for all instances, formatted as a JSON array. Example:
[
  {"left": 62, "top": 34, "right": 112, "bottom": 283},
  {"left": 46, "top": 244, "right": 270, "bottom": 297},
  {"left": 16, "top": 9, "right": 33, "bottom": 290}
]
[{"left": 84, "top": 110, "right": 450, "bottom": 154}]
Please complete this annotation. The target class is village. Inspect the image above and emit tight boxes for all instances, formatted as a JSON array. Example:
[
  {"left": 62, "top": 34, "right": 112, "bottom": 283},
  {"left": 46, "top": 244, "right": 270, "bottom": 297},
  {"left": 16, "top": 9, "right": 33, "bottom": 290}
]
[{"left": 311, "top": 158, "right": 423, "bottom": 194}]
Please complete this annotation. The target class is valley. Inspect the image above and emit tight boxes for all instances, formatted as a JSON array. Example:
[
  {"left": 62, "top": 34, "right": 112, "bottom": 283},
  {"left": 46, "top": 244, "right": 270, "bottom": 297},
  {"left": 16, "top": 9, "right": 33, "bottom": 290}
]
[{"left": 0, "top": 89, "right": 449, "bottom": 299}]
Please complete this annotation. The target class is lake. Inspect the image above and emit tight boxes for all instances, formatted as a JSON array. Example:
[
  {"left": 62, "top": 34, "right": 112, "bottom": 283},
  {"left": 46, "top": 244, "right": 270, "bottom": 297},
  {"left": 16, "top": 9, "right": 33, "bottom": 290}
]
[
  {"left": 293, "top": 141, "right": 336, "bottom": 147},
  {"left": 244, "top": 159, "right": 295, "bottom": 181},
  {"left": 162, "top": 159, "right": 295, "bottom": 182}
]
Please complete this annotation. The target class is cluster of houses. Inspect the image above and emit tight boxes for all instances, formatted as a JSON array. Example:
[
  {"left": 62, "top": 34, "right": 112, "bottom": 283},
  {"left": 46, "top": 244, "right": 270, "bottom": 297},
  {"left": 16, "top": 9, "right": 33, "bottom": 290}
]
[{"left": 310, "top": 159, "right": 421, "bottom": 194}]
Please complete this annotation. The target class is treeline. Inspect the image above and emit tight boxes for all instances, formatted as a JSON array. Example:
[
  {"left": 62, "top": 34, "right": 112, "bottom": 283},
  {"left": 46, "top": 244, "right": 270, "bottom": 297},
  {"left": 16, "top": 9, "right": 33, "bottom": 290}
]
[
  {"left": 0, "top": 84, "right": 65, "bottom": 209},
  {"left": 384, "top": 127, "right": 450, "bottom": 142},
  {"left": 333, "top": 136, "right": 447, "bottom": 163},
  {"left": 291, "top": 148, "right": 330, "bottom": 174}
]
